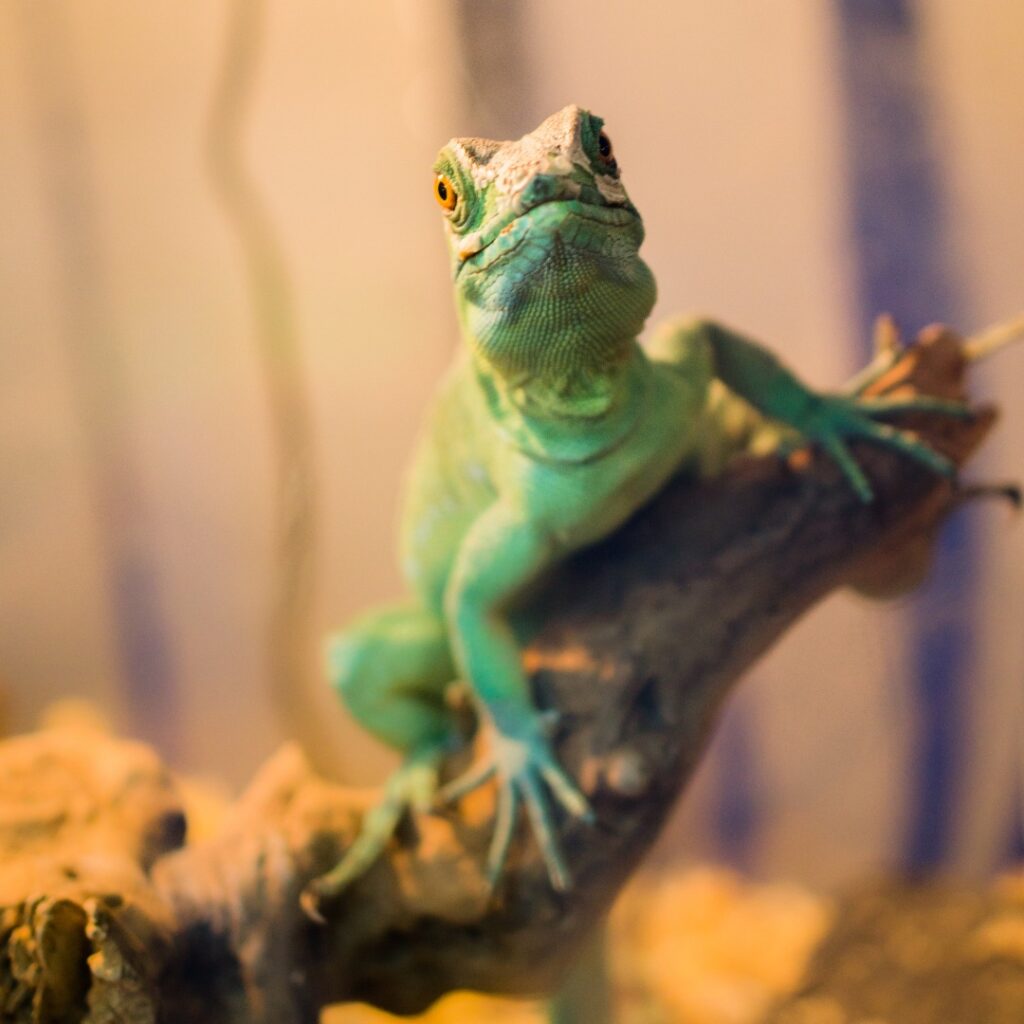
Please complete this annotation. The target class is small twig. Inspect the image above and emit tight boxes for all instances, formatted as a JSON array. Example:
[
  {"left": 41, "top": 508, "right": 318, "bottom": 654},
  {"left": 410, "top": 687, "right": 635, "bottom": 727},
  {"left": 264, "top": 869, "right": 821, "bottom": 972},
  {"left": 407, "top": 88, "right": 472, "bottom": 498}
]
[
  {"left": 207, "top": 0, "right": 322, "bottom": 761},
  {"left": 874, "top": 312, "right": 903, "bottom": 357},
  {"left": 963, "top": 313, "right": 1024, "bottom": 363},
  {"left": 953, "top": 481, "right": 1022, "bottom": 511}
]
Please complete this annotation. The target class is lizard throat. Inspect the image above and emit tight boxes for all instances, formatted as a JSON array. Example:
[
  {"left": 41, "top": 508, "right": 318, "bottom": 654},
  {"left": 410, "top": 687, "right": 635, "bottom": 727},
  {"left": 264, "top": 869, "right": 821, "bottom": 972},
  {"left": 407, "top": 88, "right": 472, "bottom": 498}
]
[{"left": 474, "top": 344, "right": 652, "bottom": 466}]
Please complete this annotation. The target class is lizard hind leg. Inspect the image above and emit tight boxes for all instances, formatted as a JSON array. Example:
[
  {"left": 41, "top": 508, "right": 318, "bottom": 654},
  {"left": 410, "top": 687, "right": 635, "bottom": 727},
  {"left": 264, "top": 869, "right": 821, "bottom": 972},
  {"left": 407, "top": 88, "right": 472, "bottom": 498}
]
[
  {"left": 329, "top": 602, "right": 456, "bottom": 753},
  {"left": 303, "top": 603, "right": 458, "bottom": 916}
]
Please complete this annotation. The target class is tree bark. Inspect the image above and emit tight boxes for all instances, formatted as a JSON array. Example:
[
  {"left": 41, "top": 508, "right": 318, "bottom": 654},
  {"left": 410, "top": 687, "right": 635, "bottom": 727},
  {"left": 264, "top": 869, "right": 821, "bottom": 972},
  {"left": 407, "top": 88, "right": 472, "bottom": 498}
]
[{"left": 0, "top": 327, "right": 1010, "bottom": 1023}]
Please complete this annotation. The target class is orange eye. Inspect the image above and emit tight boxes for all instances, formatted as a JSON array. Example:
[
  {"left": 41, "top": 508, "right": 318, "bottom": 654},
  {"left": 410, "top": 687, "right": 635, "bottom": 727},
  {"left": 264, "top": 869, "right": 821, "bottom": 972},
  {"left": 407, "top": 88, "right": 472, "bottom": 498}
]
[{"left": 434, "top": 174, "right": 457, "bottom": 212}]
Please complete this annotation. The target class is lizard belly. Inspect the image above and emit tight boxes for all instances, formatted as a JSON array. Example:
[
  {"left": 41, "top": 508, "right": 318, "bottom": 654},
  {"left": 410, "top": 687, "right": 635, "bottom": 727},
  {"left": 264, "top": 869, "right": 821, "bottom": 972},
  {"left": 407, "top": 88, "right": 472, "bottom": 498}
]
[
  {"left": 400, "top": 475, "right": 491, "bottom": 613},
  {"left": 399, "top": 359, "right": 706, "bottom": 605},
  {"left": 399, "top": 374, "right": 499, "bottom": 613}
]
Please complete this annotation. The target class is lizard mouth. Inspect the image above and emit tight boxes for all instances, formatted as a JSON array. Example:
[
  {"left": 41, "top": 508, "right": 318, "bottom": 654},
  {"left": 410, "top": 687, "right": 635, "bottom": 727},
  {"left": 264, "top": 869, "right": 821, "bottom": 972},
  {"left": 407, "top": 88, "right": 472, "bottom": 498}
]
[{"left": 456, "top": 199, "right": 639, "bottom": 274}]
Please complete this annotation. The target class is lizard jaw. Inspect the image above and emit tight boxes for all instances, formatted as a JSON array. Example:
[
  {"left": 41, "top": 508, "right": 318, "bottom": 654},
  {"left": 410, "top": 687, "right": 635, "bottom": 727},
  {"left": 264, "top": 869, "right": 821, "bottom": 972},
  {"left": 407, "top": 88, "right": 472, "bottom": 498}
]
[{"left": 456, "top": 199, "right": 639, "bottom": 275}]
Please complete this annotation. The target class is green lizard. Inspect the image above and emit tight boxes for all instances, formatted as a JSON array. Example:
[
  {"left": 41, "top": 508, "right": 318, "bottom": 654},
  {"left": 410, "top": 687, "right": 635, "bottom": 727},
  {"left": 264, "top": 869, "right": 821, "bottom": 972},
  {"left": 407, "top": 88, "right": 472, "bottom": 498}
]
[{"left": 306, "top": 104, "right": 967, "bottom": 907}]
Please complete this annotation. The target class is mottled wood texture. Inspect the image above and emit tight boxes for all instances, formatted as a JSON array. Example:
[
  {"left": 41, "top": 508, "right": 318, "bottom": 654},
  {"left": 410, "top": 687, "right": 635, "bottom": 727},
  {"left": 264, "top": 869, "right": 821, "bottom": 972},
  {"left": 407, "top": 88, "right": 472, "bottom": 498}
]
[{"left": 0, "top": 328, "right": 1012, "bottom": 1022}]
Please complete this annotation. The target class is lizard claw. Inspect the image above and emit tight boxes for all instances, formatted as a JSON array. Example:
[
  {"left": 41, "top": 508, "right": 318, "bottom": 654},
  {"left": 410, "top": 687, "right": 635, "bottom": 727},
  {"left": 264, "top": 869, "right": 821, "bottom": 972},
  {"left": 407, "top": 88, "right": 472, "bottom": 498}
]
[
  {"left": 800, "top": 393, "right": 969, "bottom": 502},
  {"left": 300, "top": 744, "right": 445, "bottom": 922},
  {"left": 437, "top": 715, "right": 594, "bottom": 892}
]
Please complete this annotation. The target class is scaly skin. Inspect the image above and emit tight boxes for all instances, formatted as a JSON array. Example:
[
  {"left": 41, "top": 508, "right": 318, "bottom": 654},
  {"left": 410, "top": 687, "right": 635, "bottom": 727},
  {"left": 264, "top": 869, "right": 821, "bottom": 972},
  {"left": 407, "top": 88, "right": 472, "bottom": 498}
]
[{"left": 307, "top": 105, "right": 967, "bottom": 906}]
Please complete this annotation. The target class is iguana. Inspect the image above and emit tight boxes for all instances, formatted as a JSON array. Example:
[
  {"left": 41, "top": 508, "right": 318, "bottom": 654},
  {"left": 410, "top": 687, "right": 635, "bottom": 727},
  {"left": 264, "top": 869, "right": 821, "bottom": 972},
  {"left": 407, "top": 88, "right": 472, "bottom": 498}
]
[{"left": 305, "top": 104, "right": 968, "bottom": 908}]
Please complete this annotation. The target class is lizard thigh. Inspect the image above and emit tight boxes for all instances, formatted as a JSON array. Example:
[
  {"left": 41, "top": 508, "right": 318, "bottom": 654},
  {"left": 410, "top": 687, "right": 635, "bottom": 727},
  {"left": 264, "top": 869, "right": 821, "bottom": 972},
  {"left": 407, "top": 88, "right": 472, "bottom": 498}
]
[{"left": 327, "top": 602, "right": 456, "bottom": 753}]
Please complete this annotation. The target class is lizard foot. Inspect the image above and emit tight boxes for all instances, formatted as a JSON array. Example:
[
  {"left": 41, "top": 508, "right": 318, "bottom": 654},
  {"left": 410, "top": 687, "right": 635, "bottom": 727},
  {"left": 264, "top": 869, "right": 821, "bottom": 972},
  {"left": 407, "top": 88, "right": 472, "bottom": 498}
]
[
  {"left": 798, "top": 392, "right": 973, "bottom": 502},
  {"left": 300, "top": 742, "right": 446, "bottom": 922},
  {"left": 436, "top": 711, "right": 594, "bottom": 893}
]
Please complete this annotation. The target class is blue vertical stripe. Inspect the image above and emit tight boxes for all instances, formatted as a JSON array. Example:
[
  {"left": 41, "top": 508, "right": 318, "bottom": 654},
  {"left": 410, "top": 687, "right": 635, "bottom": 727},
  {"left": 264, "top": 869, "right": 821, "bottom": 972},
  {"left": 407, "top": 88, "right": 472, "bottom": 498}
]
[
  {"left": 712, "top": 703, "right": 760, "bottom": 872},
  {"left": 1006, "top": 786, "right": 1024, "bottom": 864},
  {"left": 19, "top": 3, "right": 180, "bottom": 758},
  {"left": 834, "top": 0, "right": 976, "bottom": 869},
  {"left": 113, "top": 554, "right": 180, "bottom": 758},
  {"left": 1005, "top": 746, "right": 1024, "bottom": 863}
]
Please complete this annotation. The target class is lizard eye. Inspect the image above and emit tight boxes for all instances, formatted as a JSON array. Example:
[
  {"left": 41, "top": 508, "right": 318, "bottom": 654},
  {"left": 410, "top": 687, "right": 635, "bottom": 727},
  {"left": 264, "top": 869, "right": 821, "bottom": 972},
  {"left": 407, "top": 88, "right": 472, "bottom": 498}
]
[
  {"left": 434, "top": 174, "right": 457, "bottom": 212},
  {"left": 597, "top": 130, "right": 617, "bottom": 171}
]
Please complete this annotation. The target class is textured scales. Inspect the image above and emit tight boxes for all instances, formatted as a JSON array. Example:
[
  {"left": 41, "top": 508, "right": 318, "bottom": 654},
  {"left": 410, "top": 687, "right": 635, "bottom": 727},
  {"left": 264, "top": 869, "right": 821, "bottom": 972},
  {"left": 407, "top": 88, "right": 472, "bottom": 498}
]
[{"left": 306, "top": 105, "right": 966, "bottom": 909}]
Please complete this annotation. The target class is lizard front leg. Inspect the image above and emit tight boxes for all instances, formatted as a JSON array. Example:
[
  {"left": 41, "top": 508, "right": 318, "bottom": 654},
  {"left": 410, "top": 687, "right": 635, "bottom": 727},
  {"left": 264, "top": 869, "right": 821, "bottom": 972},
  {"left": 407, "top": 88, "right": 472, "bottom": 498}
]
[
  {"left": 439, "top": 503, "right": 593, "bottom": 892},
  {"left": 662, "top": 317, "right": 971, "bottom": 501}
]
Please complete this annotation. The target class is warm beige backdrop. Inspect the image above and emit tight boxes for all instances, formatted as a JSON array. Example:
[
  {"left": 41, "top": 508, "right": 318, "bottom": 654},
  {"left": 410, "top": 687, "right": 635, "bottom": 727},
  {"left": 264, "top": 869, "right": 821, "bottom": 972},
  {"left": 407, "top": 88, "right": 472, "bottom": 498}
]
[{"left": 1, "top": 1, "right": 1021, "bottom": 887}]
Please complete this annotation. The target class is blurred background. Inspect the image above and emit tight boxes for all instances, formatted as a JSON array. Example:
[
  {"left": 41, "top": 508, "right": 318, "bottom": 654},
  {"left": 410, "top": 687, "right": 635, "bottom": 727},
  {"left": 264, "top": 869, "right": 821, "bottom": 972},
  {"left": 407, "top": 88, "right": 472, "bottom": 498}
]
[{"left": 1, "top": 0, "right": 1022, "bottom": 897}]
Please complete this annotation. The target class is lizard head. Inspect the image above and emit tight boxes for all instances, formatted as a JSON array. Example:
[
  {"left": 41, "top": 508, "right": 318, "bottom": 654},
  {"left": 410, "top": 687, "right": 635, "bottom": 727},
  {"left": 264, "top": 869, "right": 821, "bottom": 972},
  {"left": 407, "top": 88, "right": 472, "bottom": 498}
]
[{"left": 432, "top": 105, "right": 656, "bottom": 379}]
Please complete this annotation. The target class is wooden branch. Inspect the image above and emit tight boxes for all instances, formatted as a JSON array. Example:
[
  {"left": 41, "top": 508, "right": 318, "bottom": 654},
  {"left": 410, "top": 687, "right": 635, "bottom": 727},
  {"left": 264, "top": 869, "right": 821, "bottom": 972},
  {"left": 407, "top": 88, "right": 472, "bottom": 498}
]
[{"left": 0, "top": 327, "right": 1012, "bottom": 1023}]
